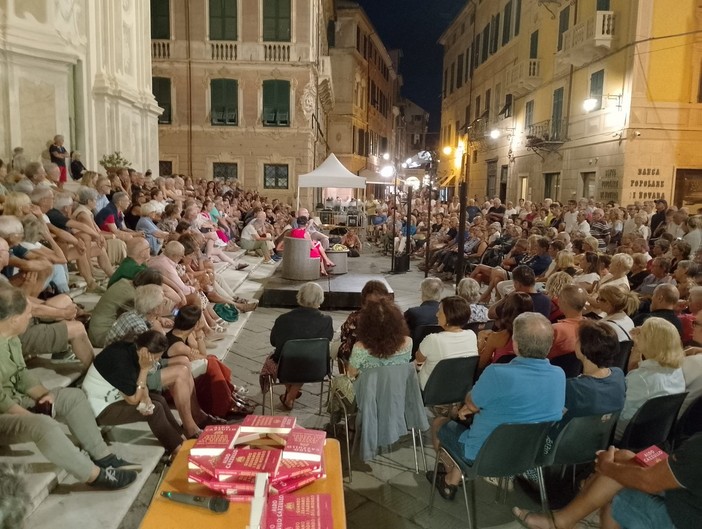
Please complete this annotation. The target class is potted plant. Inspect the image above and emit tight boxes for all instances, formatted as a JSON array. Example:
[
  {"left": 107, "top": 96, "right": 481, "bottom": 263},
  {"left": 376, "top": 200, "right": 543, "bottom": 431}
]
[{"left": 99, "top": 151, "right": 131, "bottom": 173}]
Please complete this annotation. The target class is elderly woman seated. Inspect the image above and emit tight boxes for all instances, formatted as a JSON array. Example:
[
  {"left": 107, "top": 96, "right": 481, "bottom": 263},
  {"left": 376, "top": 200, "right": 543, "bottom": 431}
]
[
  {"left": 260, "top": 282, "right": 334, "bottom": 410},
  {"left": 72, "top": 186, "right": 127, "bottom": 266}
]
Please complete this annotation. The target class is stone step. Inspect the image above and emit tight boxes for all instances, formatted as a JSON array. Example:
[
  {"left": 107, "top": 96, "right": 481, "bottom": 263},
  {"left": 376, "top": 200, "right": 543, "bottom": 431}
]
[{"left": 24, "top": 442, "right": 165, "bottom": 529}]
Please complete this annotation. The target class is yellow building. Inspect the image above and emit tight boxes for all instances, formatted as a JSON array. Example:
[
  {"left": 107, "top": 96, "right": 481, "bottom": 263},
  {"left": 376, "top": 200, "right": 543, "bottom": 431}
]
[
  {"left": 439, "top": 0, "right": 702, "bottom": 209},
  {"left": 328, "top": 0, "right": 402, "bottom": 197},
  {"left": 150, "top": 0, "right": 334, "bottom": 204}
]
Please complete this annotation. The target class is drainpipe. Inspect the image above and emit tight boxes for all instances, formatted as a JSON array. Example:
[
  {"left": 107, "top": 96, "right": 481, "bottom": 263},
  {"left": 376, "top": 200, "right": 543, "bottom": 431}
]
[
  {"left": 185, "top": 0, "right": 193, "bottom": 177},
  {"left": 563, "top": 0, "right": 579, "bottom": 142}
]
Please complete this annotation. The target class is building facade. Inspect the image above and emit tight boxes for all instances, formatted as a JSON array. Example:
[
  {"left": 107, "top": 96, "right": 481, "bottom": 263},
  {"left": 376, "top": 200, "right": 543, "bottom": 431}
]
[
  {"left": 0, "top": 0, "right": 160, "bottom": 171},
  {"left": 439, "top": 0, "right": 702, "bottom": 209},
  {"left": 151, "top": 0, "right": 335, "bottom": 204},
  {"left": 328, "top": 0, "right": 401, "bottom": 198}
]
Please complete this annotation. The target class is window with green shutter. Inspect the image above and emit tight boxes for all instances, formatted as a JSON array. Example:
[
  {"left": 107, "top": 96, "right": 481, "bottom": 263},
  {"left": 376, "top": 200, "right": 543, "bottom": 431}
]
[
  {"left": 151, "top": 0, "right": 170, "bottom": 39},
  {"left": 262, "top": 80, "right": 290, "bottom": 127},
  {"left": 262, "top": 0, "right": 291, "bottom": 42},
  {"left": 209, "top": 0, "right": 237, "bottom": 41},
  {"left": 152, "top": 77, "right": 172, "bottom": 124},
  {"left": 589, "top": 70, "right": 605, "bottom": 111},
  {"left": 211, "top": 79, "right": 238, "bottom": 126},
  {"left": 263, "top": 164, "right": 289, "bottom": 189},
  {"left": 557, "top": 6, "right": 570, "bottom": 51}
]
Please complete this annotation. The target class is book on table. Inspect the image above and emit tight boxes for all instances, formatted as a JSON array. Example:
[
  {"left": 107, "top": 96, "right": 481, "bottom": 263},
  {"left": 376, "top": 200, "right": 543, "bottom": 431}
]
[
  {"left": 265, "top": 493, "right": 333, "bottom": 529},
  {"left": 282, "top": 428, "right": 326, "bottom": 463},
  {"left": 190, "top": 424, "right": 262, "bottom": 456},
  {"left": 214, "top": 447, "right": 282, "bottom": 480},
  {"left": 240, "top": 415, "right": 297, "bottom": 435},
  {"left": 272, "top": 457, "right": 326, "bottom": 494}
]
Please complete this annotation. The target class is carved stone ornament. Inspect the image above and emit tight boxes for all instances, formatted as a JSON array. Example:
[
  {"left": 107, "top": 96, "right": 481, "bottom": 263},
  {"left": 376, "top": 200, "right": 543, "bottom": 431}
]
[
  {"left": 54, "top": 0, "right": 87, "bottom": 47},
  {"left": 300, "top": 82, "right": 316, "bottom": 120}
]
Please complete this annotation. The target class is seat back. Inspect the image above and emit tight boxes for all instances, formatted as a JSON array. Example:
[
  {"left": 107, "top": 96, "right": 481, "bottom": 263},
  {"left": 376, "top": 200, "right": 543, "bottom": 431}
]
[
  {"left": 547, "top": 412, "right": 619, "bottom": 467},
  {"left": 412, "top": 325, "right": 444, "bottom": 355},
  {"left": 277, "top": 338, "right": 330, "bottom": 384},
  {"left": 354, "top": 363, "right": 429, "bottom": 461},
  {"left": 549, "top": 353, "right": 583, "bottom": 378},
  {"left": 494, "top": 354, "right": 516, "bottom": 364},
  {"left": 471, "top": 422, "right": 554, "bottom": 477},
  {"left": 422, "top": 356, "right": 479, "bottom": 406},
  {"left": 671, "top": 394, "right": 702, "bottom": 446},
  {"left": 464, "top": 320, "right": 494, "bottom": 333},
  {"left": 611, "top": 341, "right": 634, "bottom": 374},
  {"left": 618, "top": 392, "right": 688, "bottom": 450}
]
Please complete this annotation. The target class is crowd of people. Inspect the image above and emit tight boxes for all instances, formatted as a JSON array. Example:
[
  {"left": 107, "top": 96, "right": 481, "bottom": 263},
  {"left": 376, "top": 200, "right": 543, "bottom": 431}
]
[{"left": 1, "top": 141, "right": 702, "bottom": 528}]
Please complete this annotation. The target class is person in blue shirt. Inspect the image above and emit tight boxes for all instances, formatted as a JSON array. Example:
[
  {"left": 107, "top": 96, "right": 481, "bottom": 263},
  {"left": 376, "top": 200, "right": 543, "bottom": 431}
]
[{"left": 428, "top": 312, "right": 565, "bottom": 500}]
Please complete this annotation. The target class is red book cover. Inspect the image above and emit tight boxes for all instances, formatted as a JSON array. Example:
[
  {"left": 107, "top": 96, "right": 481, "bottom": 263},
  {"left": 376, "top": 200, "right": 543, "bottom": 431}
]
[
  {"left": 225, "top": 494, "right": 255, "bottom": 504},
  {"left": 634, "top": 445, "right": 669, "bottom": 467},
  {"left": 187, "top": 454, "right": 218, "bottom": 477},
  {"left": 271, "top": 458, "right": 321, "bottom": 485},
  {"left": 188, "top": 469, "right": 257, "bottom": 494},
  {"left": 190, "top": 425, "right": 240, "bottom": 456},
  {"left": 214, "top": 448, "right": 282, "bottom": 480},
  {"left": 265, "top": 494, "right": 333, "bottom": 529},
  {"left": 271, "top": 471, "right": 323, "bottom": 495},
  {"left": 240, "top": 415, "right": 297, "bottom": 434},
  {"left": 282, "top": 428, "right": 326, "bottom": 462}
]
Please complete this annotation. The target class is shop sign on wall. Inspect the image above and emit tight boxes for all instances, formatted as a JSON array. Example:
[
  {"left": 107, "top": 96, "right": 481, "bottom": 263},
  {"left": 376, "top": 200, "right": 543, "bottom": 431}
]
[
  {"left": 599, "top": 169, "right": 619, "bottom": 202},
  {"left": 628, "top": 168, "right": 666, "bottom": 200}
]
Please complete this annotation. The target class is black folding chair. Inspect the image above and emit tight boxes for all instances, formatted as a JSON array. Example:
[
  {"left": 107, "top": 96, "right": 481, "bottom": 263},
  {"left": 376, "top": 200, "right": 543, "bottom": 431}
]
[
  {"left": 422, "top": 356, "right": 480, "bottom": 406},
  {"left": 549, "top": 353, "right": 583, "bottom": 378},
  {"left": 611, "top": 341, "right": 634, "bottom": 374},
  {"left": 412, "top": 325, "right": 443, "bottom": 357},
  {"left": 617, "top": 392, "right": 688, "bottom": 451},
  {"left": 543, "top": 412, "right": 619, "bottom": 490},
  {"left": 494, "top": 354, "right": 516, "bottom": 364},
  {"left": 464, "top": 320, "right": 494, "bottom": 333},
  {"left": 263, "top": 338, "right": 331, "bottom": 415},
  {"left": 429, "top": 422, "right": 555, "bottom": 529},
  {"left": 670, "top": 394, "right": 702, "bottom": 448}
]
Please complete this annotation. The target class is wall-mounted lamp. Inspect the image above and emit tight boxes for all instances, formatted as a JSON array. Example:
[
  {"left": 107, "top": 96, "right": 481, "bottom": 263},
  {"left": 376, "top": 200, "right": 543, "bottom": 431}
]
[
  {"left": 488, "top": 127, "right": 515, "bottom": 139},
  {"left": 583, "top": 94, "right": 623, "bottom": 112}
]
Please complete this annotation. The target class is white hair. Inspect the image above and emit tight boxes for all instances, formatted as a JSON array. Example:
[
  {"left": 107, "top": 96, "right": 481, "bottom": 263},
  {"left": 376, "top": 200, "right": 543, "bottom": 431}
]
[
  {"left": 134, "top": 285, "right": 164, "bottom": 315},
  {"left": 421, "top": 277, "right": 443, "bottom": 302},
  {"left": 53, "top": 193, "right": 73, "bottom": 210},
  {"left": 296, "top": 282, "right": 325, "bottom": 308},
  {"left": 457, "top": 278, "right": 481, "bottom": 303}
]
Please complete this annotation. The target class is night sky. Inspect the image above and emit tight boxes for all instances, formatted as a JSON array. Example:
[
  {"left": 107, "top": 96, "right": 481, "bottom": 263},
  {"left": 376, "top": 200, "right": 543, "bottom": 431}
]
[{"left": 355, "top": 0, "right": 466, "bottom": 135}]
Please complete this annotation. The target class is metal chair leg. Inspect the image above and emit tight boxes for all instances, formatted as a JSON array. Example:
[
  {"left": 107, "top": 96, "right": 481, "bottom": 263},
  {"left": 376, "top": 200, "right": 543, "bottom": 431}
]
[
  {"left": 411, "top": 428, "right": 419, "bottom": 473},
  {"left": 428, "top": 452, "right": 440, "bottom": 512},
  {"left": 418, "top": 429, "right": 427, "bottom": 472},
  {"left": 536, "top": 466, "right": 550, "bottom": 514},
  {"left": 318, "top": 381, "right": 324, "bottom": 415},
  {"left": 469, "top": 478, "right": 477, "bottom": 529},
  {"left": 335, "top": 391, "right": 352, "bottom": 483},
  {"left": 461, "top": 474, "right": 474, "bottom": 529}
]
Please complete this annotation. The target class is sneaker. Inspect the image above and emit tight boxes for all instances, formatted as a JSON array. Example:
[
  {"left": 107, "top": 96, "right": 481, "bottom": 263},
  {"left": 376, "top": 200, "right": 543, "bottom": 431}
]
[
  {"left": 51, "top": 350, "right": 78, "bottom": 363},
  {"left": 263, "top": 259, "right": 276, "bottom": 264},
  {"left": 93, "top": 453, "right": 143, "bottom": 472},
  {"left": 89, "top": 467, "right": 138, "bottom": 490}
]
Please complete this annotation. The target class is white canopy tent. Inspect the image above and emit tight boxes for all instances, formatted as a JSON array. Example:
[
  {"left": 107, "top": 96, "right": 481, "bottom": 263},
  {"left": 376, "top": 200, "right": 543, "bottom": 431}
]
[{"left": 296, "top": 153, "right": 366, "bottom": 209}]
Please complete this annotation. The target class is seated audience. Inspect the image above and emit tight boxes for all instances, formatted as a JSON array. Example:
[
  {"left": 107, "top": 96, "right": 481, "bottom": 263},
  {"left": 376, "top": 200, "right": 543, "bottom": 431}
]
[
  {"left": 338, "top": 280, "right": 390, "bottom": 367},
  {"left": 616, "top": 317, "right": 686, "bottom": 439},
  {"left": 261, "top": 282, "right": 334, "bottom": 410},
  {"left": 478, "top": 292, "right": 533, "bottom": 368},
  {"left": 633, "top": 283, "right": 683, "bottom": 338},
  {"left": 549, "top": 284, "right": 587, "bottom": 359},
  {"left": 416, "top": 296, "right": 478, "bottom": 389},
  {"left": 404, "top": 277, "right": 443, "bottom": 347},
  {"left": 428, "top": 313, "right": 565, "bottom": 500},
  {"left": 594, "top": 285, "right": 639, "bottom": 341},
  {"left": 0, "top": 285, "right": 139, "bottom": 490},
  {"left": 456, "top": 277, "right": 489, "bottom": 324}
]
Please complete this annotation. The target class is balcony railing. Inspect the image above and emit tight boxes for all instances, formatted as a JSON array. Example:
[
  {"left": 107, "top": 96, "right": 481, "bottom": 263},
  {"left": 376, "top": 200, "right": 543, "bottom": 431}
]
[
  {"left": 151, "top": 40, "right": 170, "bottom": 60},
  {"left": 264, "top": 43, "right": 291, "bottom": 62},
  {"left": 527, "top": 118, "right": 567, "bottom": 144},
  {"left": 559, "top": 11, "right": 615, "bottom": 66},
  {"left": 210, "top": 41, "right": 237, "bottom": 61},
  {"left": 505, "top": 59, "right": 542, "bottom": 97}
]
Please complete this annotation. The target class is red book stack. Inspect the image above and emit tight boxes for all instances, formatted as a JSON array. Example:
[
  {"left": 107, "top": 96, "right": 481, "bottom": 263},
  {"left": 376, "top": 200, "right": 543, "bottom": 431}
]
[
  {"left": 240, "top": 415, "right": 298, "bottom": 435},
  {"left": 214, "top": 448, "right": 282, "bottom": 480},
  {"left": 283, "top": 428, "right": 326, "bottom": 463},
  {"left": 265, "top": 493, "right": 333, "bottom": 529},
  {"left": 190, "top": 424, "right": 262, "bottom": 456}
]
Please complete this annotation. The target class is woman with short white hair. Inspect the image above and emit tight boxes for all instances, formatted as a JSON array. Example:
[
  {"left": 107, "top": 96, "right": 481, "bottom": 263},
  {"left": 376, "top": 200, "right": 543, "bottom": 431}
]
[
  {"left": 456, "top": 277, "right": 489, "bottom": 323},
  {"left": 260, "top": 282, "right": 334, "bottom": 410},
  {"left": 103, "top": 284, "right": 165, "bottom": 346}
]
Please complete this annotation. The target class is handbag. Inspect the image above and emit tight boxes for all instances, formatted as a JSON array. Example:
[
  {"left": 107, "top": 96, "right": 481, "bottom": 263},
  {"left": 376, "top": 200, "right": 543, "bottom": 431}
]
[{"left": 213, "top": 303, "right": 239, "bottom": 322}]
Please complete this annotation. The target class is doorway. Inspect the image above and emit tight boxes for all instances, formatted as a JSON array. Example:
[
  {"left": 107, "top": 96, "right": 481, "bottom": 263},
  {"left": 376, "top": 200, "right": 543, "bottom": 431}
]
[
  {"left": 675, "top": 169, "right": 702, "bottom": 212},
  {"left": 581, "top": 172, "right": 596, "bottom": 199}
]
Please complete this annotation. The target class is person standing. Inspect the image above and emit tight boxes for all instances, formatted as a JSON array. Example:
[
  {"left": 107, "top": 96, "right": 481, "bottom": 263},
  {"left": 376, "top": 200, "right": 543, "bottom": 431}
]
[{"left": 49, "top": 135, "right": 69, "bottom": 187}]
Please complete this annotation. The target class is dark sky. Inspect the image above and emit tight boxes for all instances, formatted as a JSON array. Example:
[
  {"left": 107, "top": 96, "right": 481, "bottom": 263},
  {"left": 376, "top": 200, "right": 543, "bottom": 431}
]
[{"left": 356, "top": 0, "right": 466, "bottom": 135}]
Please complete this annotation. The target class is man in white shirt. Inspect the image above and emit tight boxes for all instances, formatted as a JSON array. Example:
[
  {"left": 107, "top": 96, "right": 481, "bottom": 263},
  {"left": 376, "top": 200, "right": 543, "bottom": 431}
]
[
  {"left": 576, "top": 211, "right": 591, "bottom": 237},
  {"left": 563, "top": 200, "right": 579, "bottom": 234}
]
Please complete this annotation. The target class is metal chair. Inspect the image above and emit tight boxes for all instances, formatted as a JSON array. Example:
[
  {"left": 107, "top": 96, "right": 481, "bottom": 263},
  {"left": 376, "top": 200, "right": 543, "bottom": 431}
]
[
  {"left": 411, "top": 324, "right": 443, "bottom": 356},
  {"left": 543, "top": 412, "right": 619, "bottom": 490},
  {"left": 422, "top": 356, "right": 480, "bottom": 407},
  {"left": 670, "top": 394, "right": 702, "bottom": 448},
  {"left": 617, "top": 392, "right": 688, "bottom": 451},
  {"left": 463, "top": 320, "right": 494, "bottom": 333},
  {"left": 263, "top": 338, "right": 331, "bottom": 415},
  {"left": 494, "top": 354, "right": 516, "bottom": 364},
  {"left": 611, "top": 340, "right": 634, "bottom": 374},
  {"left": 549, "top": 353, "right": 583, "bottom": 378},
  {"left": 429, "top": 422, "right": 555, "bottom": 529},
  {"left": 334, "top": 363, "right": 429, "bottom": 482}
]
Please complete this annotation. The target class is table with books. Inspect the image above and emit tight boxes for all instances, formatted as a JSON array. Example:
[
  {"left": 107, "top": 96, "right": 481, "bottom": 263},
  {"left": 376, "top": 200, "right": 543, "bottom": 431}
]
[{"left": 139, "top": 415, "right": 347, "bottom": 529}]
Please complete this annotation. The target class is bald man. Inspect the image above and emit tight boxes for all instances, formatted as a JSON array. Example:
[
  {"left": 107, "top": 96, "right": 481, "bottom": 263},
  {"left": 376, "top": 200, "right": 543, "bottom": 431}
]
[
  {"left": 633, "top": 283, "right": 683, "bottom": 338},
  {"left": 108, "top": 237, "right": 151, "bottom": 287}
]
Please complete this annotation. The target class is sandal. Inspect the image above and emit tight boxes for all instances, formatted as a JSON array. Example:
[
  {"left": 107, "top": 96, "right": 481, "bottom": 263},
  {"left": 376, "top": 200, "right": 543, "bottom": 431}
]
[
  {"left": 512, "top": 507, "right": 557, "bottom": 529},
  {"left": 426, "top": 471, "right": 457, "bottom": 500},
  {"left": 279, "top": 393, "right": 294, "bottom": 411}
]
